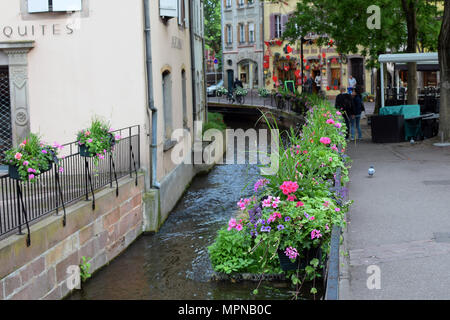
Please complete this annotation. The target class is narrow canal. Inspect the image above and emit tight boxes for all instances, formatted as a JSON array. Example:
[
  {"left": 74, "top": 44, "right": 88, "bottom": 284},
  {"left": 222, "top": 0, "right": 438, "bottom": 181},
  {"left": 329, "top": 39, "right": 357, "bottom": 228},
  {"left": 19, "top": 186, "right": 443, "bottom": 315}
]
[{"left": 69, "top": 118, "right": 295, "bottom": 300}]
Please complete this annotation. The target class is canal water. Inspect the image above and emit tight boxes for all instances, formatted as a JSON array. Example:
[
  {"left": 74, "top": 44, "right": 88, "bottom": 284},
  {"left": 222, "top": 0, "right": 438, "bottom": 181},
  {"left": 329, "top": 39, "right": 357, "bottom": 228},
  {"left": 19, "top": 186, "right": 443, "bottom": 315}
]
[{"left": 68, "top": 119, "right": 296, "bottom": 300}]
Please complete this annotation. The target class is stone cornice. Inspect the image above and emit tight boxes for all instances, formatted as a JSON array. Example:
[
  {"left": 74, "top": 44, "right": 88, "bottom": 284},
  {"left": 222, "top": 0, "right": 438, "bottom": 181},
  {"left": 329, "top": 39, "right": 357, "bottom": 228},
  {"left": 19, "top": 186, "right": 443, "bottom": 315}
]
[{"left": 0, "top": 41, "right": 35, "bottom": 52}]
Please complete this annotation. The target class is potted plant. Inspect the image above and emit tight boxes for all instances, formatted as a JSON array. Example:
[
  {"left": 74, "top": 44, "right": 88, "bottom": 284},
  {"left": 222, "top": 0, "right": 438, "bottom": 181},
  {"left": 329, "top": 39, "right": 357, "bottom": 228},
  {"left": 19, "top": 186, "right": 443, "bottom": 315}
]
[
  {"left": 258, "top": 87, "right": 270, "bottom": 98},
  {"left": 3, "top": 133, "right": 63, "bottom": 182},
  {"left": 216, "top": 86, "right": 228, "bottom": 97},
  {"left": 76, "top": 119, "right": 120, "bottom": 165}
]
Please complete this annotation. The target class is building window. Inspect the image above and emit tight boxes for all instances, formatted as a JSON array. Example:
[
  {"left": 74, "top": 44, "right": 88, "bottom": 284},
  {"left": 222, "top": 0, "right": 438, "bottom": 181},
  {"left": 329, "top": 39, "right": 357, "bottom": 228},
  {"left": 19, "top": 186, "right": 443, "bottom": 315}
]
[
  {"left": 248, "top": 0, "right": 254, "bottom": 5},
  {"left": 238, "top": 0, "right": 245, "bottom": 8},
  {"left": 330, "top": 67, "right": 341, "bottom": 88},
  {"left": 0, "top": 67, "right": 12, "bottom": 163},
  {"left": 275, "top": 15, "right": 282, "bottom": 38},
  {"left": 249, "top": 23, "right": 255, "bottom": 43},
  {"left": 239, "top": 24, "right": 245, "bottom": 44},
  {"left": 225, "top": 0, "right": 232, "bottom": 8},
  {"left": 225, "top": 25, "right": 232, "bottom": 45},
  {"left": 162, "top": 71, "right": 173, "bottom": 141}
]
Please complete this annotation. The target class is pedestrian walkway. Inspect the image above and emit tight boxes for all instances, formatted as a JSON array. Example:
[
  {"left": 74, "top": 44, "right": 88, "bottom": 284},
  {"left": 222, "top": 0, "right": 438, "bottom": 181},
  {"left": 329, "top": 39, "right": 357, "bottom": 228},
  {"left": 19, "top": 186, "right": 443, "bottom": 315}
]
[{"left": 340, "top": 130, "right": 450, "bottom": 299}]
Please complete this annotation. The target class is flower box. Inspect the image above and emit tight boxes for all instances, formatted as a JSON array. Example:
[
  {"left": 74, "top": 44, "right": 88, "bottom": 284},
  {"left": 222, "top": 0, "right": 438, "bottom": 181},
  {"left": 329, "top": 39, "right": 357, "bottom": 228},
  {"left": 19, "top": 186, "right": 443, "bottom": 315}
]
[
  {"left": 79, "top": 144, "right": 94, "bottom": 157},
  {"left": 8, "top": 165, "right": 21, "bottom": 180}
]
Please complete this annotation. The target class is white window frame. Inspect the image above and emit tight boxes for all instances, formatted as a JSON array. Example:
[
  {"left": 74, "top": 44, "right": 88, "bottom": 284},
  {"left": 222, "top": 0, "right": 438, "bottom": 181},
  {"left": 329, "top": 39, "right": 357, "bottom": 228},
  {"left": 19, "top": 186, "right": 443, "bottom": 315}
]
[
  {"left": 226, "top": 0, "right": 232, "bottom": 8},
  {"left": 239, "top": 24, "right": 245, "bottom": 44},
  {"left": 238, "top": 0, "right": 245, "bottom": 8},
  {"left": 226, "top": 25, "right": 232, "bottom": 45},
  {"left": 275, "top": 15, "right": 282, "bottom": 38},
  {"left": 249, "top": 23, "right": 255, "bottom": 43}
]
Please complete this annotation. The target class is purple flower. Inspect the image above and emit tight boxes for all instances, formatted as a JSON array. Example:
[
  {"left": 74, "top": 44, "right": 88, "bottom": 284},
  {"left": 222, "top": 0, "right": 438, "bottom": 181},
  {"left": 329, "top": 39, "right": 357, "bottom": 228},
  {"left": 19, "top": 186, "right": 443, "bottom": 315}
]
[
  {"left": 277, "top": 224, "right": 285, "bottom": 231},
  {"left": 284, "top": 216, "right": 291, "bottom": 222},
  {"left": 41, "top": 149, "right": 48, "bottom": 154},
  {"left": 304, "top": 212, "right": 310, "bottom": 219}
]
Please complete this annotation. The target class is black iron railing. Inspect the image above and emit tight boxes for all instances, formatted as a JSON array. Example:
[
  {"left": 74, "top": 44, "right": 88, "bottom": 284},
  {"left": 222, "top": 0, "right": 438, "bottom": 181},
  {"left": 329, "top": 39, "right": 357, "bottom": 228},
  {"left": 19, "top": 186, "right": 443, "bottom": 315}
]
[{"left": 0, "top": 125, "right": 140, "bottom": 243}]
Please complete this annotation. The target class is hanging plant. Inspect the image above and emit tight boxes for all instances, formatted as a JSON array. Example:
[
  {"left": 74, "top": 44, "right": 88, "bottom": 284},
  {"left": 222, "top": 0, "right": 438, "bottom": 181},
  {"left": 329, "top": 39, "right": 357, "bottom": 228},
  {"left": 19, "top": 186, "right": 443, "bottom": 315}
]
[
  {"left": 3, "top": 133, "right": 63, "bottom": 182},
  {"left": 76, "top": 119, "right": 120, "bottom": 165}
]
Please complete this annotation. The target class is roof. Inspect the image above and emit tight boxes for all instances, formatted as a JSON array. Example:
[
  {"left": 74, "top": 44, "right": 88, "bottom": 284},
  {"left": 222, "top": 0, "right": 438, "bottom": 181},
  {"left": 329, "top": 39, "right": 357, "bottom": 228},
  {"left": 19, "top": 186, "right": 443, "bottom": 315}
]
[{"left": 379, "top": 52, "right": 438, "bottom": 63}]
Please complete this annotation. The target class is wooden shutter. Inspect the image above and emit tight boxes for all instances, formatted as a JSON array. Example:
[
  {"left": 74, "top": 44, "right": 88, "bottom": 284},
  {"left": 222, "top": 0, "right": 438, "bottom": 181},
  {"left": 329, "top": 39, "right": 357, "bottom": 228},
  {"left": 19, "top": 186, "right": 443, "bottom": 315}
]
[
  {"left": 281, "top": 14, "right": 288, "bottom": 34},
  {"left": 224, "top": 26, "right": 228, "bottom": 44},
  {"left": 260, "top": 23, "right": 263, "bottom": 42},
  {"left": 245, "top": 24, "right": 249, "bottom": 43},
  {"left": 237, "top": 25, "right": 240, "bottom": 43},
  {"left": 270, "top": 14, "right": 275, "bottom": 39}
]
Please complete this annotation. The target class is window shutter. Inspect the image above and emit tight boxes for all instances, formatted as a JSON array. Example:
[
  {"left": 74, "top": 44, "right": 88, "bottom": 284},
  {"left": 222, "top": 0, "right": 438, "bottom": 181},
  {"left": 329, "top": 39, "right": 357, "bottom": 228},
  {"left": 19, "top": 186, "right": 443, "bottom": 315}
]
[
  {"left": 245, "top": 24, "right": 249, "bottom": 43},
  {"left": 28, "top": 0, "right": 49, "bottom": 13},
  {"left": 52, "top": 0, "right": 82, "bottom": 11},
  {"left": 260, "top": 23, "right": 263, "bottom": 42},
  {"left": 237, "top": 25, "right": 240, "bottom": 44},
  {"left": 281, "top": 14, "right": 288, "bottom": 34},
  {"left": 270, "top": 14, "right": 275, "bottom": 39},
  {"left": 160, "top": 0, "right": 178, "bottom": 18},
  {"left": 225, "top": 26, "right": 228, "bottom": 44}
]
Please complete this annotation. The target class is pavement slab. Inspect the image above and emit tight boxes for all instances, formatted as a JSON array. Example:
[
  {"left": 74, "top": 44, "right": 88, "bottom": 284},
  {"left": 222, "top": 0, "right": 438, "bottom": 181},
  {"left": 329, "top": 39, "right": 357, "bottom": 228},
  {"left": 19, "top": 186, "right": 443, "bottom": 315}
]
[{"left": 341, "top": 120, "right": 450, "bottom": 300}]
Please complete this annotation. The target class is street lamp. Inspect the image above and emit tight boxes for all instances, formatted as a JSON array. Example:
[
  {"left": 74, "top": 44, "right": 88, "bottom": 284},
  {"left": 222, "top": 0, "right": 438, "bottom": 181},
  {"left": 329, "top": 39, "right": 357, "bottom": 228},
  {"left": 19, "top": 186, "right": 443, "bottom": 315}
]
[{"left": 300, "top": 37, "right": 313, "bottom": 93}]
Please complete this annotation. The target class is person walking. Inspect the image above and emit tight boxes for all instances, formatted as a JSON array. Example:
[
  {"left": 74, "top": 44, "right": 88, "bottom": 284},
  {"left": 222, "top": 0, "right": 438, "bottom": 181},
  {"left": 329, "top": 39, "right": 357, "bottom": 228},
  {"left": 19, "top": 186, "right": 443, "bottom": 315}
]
[
  {"left": 350, "top": 87, "right": 363, "bottom": 140},
  {"left": 348, "top": 75, "right": 357, "bottom": 94},
  {"left": 314, "top": 74, "right": 321, "bottom": 92},
  {"left": 306, "top": 74, "right": 314, "bottom": 94},
  {"left": 335, "top": 87, "right": 352, "bottom": 139}
]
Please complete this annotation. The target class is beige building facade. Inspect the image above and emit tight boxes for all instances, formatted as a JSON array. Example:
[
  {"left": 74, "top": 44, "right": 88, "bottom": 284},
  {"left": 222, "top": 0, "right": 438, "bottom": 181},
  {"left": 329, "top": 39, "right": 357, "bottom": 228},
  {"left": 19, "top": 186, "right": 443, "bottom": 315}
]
[{"left": 0, "top": 0, "right": 206, "bottom": 229}]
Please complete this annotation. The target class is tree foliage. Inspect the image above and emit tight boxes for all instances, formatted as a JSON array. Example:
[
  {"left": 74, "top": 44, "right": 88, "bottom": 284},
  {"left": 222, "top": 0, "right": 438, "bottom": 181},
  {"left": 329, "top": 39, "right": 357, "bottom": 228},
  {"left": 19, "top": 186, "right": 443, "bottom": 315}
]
[
  {"left": 204, "top": 0, "right": 222, "bottom": 55},
  {"left": 281, "top": 0, "right": 442, "bottom": 109}
]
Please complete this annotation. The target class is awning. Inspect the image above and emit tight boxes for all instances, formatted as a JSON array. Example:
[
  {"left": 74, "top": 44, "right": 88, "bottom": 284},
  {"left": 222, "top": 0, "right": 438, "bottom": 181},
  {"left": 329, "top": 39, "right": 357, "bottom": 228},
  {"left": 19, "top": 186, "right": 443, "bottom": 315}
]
[{"left": 395, "top": 64, "right": 440, "bottom": 72}]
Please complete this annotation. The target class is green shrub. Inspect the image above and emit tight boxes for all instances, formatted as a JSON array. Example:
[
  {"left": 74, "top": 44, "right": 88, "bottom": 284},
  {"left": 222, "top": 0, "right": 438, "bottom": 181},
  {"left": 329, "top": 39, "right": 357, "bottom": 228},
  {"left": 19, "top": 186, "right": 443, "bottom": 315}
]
[{"left": 203, "top": 112, "right": 227, "bottom": 134}]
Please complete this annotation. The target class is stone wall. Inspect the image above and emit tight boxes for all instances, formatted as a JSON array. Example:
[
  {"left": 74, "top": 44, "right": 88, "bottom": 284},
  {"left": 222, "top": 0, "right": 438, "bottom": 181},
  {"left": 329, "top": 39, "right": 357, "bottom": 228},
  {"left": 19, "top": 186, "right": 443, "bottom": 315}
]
[{"left": 0, "top": 175, "right": 144, "bottom": 300}]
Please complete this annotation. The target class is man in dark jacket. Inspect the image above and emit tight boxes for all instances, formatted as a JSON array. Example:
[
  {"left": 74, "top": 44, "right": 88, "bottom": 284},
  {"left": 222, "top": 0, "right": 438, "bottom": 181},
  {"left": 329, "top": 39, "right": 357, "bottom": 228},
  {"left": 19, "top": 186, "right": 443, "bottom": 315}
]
[
  {"left": 335, "top": 87, "right": 352, "bottom": 139},
  {"left": 350, "top": 87, "right": 363, "bottom": 140}
]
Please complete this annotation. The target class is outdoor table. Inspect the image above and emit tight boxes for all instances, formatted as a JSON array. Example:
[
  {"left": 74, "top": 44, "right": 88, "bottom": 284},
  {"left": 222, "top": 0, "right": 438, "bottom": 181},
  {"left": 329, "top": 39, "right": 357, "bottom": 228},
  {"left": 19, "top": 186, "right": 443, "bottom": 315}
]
[
  {"left": 379, "top": 105, "right": 420, "bottom": 119},
  {"left": 379, "top": 105, "right": 421, "bottom": 140}
]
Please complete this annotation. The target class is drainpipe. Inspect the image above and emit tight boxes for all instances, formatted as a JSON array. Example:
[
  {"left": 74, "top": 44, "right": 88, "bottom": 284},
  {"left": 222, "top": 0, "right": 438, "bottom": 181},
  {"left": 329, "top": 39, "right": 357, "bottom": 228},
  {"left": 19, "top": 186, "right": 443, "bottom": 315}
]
[
  {"left": 144, "top": 0, "right": 160, "bottom": 189},
  {"left": 189, "top": 0, "right": 197, "bottom": 123}
]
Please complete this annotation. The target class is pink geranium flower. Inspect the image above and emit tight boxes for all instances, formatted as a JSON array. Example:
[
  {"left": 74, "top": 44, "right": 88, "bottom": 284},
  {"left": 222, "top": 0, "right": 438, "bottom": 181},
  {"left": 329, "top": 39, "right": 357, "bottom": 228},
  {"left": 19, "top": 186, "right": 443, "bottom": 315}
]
[
  {"left": 14, "top": 152, "right": 22, "bottom": 160},
  {"left": 319, "top": 137, "right": 331, "bottom": 145},
  {"left": 227, "top": 218, "right": 237, "bottom": 231}
]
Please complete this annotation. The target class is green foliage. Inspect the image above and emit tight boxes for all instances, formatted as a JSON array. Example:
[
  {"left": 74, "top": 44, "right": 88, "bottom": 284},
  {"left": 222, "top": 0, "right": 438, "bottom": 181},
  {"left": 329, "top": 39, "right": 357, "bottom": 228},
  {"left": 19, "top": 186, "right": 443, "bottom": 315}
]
[
  {"left": 76, "top": 118, "right": 118, "bottom": 165},
  {"left": 3, "top": 132, "right": 62, "bottom": 182},
  {"left": 216, "top": 86, "right": 228, "bottom": 96},
  {"left": 235, "top": 87, "right": 248, "bottom": 97},
  {"left": 203, "top": 112, "right": 227, "bottom": 134},
  {"left": 209, "top": 98, "right": 353, "bottom": 297},
  {"left": 80, "top": 256, "right": 92, "bottom": 282},
  {"left": 282, "top": 0, "right": 441, "bottom": 68},
  {"left": 208, "top": 226, "right": 281, "bottom": 274},
  {"left": 258, "top": 88, "right": 271, "bottom": 98},
  {"left": 204, "top": 0, "right": 222, "bottom": 67}
]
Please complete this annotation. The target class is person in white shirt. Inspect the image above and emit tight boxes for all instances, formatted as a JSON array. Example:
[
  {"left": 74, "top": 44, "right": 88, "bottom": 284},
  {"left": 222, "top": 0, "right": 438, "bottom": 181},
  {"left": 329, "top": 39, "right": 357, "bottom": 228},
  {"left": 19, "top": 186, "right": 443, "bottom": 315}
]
[
  {"left": 348, "top": 75, "right": 357, "bottom": 93},
  {"left": 315, "top": 75, "right": 321, "bottom": 89}
]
